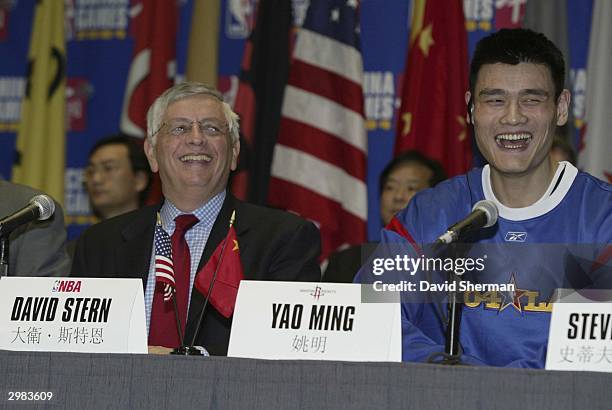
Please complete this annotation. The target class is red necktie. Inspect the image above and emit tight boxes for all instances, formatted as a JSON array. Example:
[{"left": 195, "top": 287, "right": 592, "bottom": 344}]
[{"left": 149, "top": 214, "right": 198, "bottom": 347}]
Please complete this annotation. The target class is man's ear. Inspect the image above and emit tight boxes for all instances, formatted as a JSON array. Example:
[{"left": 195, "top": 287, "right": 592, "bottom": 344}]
[
  {"left": 230, "top": 139, "right": 240, "bottom": 171},
  {"left": 144, "top": 138, "right": 159, "bottom": 173},
  {"left": 556, "top": 89, "right": 571, "bottom": 126},
  {"left": 465, "top": 91, "right": 473, "bottom": 124}
]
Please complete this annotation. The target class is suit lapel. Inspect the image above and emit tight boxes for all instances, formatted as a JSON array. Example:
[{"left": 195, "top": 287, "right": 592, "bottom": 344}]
[{"left": 116, "top": 204, "right": 159, "bottom": 283}]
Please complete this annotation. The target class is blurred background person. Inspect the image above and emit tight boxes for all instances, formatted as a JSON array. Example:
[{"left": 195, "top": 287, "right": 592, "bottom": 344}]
[
  {"left": 323, "top": 150, "right": 446, "bottom": 282},
  {"left": 550, "top": 134, "right": 577, "bottom": 165},
  {"left": 0, "top": 180, "right": 70, "bottom": 276},
  {"left": 379, "top": 150, "right": 448, "bottom": 228},
  {"left": 84, "top": 134, "right": 152, "bottom": 220}
]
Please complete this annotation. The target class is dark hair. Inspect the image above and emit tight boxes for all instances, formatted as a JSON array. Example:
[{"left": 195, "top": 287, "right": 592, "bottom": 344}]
[
  {"left": 88, "top": 134, "right": 152, "bottom": 205},
  {"left": 469, "top": 28, "right": 566, "bottom": 100},
  {"left": 379, "top": 150, "right": 447, "bottom": 194}
]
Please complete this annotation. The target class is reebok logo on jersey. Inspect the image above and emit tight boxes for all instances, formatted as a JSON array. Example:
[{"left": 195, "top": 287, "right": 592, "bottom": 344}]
[{"left": 505, "top": 232, "right": 527, "bottom": 242}]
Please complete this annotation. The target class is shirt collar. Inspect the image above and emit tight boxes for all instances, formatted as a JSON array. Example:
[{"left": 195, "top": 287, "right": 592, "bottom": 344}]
[
  {"left": 159, "top": 190, "right": 226, "bottom": 232},
  {"left": 482, "top": 161, "right": 577, "bottom": 221}
]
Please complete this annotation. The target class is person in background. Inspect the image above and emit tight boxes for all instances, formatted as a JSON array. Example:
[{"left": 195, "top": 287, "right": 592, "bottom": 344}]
[
  {"left": 84, "top": 134, "right": 152, "bottom": 220},
  {"left": 71, "top": 82, "right": 321, "bottom": 356},
  {"left": 0, "top": 180, "right": 70, "bottom": 276},
  {"left": 323, "top": 150, "right": 446, "bottom": 282},
  {"left": 379, "top": 151, "right": 448, "bottom": 228},
  {"left": 549, "top": 135, "right": 577, "bottom": 165}
]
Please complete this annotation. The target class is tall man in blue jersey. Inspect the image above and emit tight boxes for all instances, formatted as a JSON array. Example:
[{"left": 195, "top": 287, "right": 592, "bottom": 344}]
[{"left": 370, "top": 29, "right": 612, "bottom": 367}]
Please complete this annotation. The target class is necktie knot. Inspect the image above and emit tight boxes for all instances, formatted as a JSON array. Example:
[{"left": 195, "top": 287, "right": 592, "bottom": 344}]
[{"left": 174, "top": 214, "right": 198, "bottom": 236}]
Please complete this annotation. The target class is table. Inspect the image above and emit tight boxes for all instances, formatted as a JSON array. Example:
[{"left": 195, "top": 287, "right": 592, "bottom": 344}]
[{"left": 1, "top": 350, "right": 611, "bottom": 409}]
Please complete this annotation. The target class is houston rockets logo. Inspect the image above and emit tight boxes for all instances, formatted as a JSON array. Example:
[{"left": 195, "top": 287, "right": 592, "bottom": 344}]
[{"left": 310, "top": 286, "right": 323, "bottom": 300}]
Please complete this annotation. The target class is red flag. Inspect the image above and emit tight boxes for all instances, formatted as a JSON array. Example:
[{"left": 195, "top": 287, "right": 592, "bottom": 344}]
[
  {"left": 194, "top": 212, "right": 244, "bottom": 318},
  {"left": 119, "top": 0, "right": 179, "bottom": 203},
  {"left": 394, "top": 0, "right": 471, "bottom": 177},
  {"left": 268, "top": 0, "right": 367, "bottom": 261}
]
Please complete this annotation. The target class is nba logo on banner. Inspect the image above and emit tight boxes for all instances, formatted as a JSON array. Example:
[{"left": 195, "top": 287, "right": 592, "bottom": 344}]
[{"left": 225, "top": 0, "right": 256, "bottom": 39}]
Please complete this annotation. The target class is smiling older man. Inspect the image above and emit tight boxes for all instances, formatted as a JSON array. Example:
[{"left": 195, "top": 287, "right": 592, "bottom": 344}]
[{"left": 71, "top": 83, "right": 321, "bottom": 355}]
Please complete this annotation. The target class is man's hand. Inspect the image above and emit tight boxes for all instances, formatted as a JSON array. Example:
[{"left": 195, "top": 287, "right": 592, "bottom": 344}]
[{"left": 148, "top": 345, "right": 173, "bottom": 355}]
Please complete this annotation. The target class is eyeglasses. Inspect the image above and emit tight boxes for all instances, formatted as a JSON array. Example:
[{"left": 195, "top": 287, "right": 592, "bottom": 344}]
[{"left": 153, "top": 119, "right": 229, "bottom": 138}]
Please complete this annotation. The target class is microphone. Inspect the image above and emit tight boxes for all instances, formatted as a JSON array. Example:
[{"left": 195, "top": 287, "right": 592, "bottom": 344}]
[
  {"left": 435, "top": 200, "right": 498, "bottom": 245},
  {"left": 0, "top": 195, "right": 55, "bottom": 237},
  {"left": 172, "top": 235, "right": 228, "bottom": 356},
  {"left": 173, "top": 210, "right": 237, "bottom": 356}
]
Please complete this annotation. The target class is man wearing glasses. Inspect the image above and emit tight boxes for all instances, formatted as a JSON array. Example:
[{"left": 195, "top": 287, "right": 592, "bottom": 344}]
[{"left": 71, "top": 82, "right": 321, "bottom": 355}]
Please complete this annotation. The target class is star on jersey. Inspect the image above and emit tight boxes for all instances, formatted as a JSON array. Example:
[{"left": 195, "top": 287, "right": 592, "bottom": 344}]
[{"left": 498, "top": 273, "right": 527, "bottom": 313}]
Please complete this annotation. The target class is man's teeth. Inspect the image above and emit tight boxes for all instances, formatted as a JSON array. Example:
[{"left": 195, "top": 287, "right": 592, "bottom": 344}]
[
  {"left": 495, "top": 133, "right": 531, "bottom": 142},
  {"left": 180, "top": 154, "right": 211, "bottom": 162}
]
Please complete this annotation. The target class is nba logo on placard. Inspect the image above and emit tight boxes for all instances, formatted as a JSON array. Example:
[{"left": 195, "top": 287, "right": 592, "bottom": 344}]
[{"left": 52, "top": 280, "right": 82, "bottom": 293}]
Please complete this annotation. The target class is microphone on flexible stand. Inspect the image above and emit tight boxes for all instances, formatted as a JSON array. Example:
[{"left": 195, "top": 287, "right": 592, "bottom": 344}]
[
  {"left": 172, "top": 211, "right": 236, "bottom": 356},
  {"left": 0, "top": 195, "right": 55, "bottom": 276},
  {"left": 435, "top": 200, "right": 498, "bottom": 246},
  {"left": 0, "top": 194, "right": 55, "bottom": 236},
  {"left": 429, "top": 200, "right": 499, "bottom": 364}
]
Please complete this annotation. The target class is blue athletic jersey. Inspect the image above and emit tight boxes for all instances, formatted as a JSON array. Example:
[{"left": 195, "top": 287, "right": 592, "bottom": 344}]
[{"left": 382, "top": 162, "right": 612, "bottom": 368}]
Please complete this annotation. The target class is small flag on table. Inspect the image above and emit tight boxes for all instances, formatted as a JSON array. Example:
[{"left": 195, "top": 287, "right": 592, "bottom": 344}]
[
  {"left": 195, "top": 210, "right": 244, "bottom": 318},
  {"left": 154, "top": 213, "right": 175, "bottom": 302}
]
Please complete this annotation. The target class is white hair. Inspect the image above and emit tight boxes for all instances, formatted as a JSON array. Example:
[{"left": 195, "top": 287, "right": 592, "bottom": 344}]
[{"left": 146, "top": 82, "right": 240, "bottom": 146}]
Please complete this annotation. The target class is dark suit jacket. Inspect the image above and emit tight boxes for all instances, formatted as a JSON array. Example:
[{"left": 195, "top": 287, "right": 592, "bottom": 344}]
[
  {"left": 323, "top": 244, "right": 376, "bottom": 283},
  {"left": 71, "top": 193, "right": 322, "bottom": 355}
]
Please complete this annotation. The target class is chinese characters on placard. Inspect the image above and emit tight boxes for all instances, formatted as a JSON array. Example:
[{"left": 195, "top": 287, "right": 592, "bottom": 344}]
[
  {"left": 558, "top": 344, "right": 612, "bottom": 364},
  {"left": 11, "top": 326, "right": 104, "bottom": 345},
  {"left": 291, "top": 335, "right": 328, "bottom": 353}
]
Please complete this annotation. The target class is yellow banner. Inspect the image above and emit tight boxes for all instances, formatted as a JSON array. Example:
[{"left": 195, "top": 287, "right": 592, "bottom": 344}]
[{"left": 13, "top": 0, "right": 66, "bottom": 205}]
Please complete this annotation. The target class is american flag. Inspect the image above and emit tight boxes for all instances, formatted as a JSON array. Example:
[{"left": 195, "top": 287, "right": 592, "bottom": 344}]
[
  {"left": 154, "top": 215, "right": 175, "bottom": 302},
  {"left": 268, "top": 0, "right": 367, "bottom": 261}
]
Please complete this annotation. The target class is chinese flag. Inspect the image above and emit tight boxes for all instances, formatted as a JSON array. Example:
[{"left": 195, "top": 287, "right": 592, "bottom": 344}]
[
  {"left": 194, "top": 224, "right": 244, "bottom": 318},
  {"left": 394, "top": 0, "right": 471, "bottom": 177}
]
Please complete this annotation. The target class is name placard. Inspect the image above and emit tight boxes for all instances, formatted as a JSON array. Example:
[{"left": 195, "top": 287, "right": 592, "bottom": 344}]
[
  {"left": 0, "top": 277, "right": 146, "bottom": 354},
  {"left": 546, "top": 289, "right": 612, "bottom": 372},
  {"left": 228, "top": 281, "right": 400, "bottom": 362}
]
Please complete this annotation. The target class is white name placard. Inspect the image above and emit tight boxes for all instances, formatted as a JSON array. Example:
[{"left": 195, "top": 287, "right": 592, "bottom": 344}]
[
  {"left": 546, "top": 289, "right": 612, "bottom": 372},
  {"left": 0, "top": 277, "right": 146, "bottom": 354},
  {"left": 228, "top": 281, "right": 401, "bottom": 362}
]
